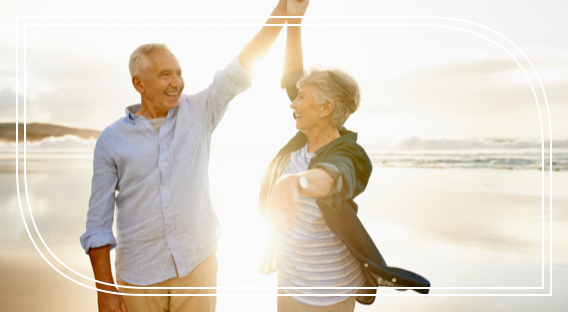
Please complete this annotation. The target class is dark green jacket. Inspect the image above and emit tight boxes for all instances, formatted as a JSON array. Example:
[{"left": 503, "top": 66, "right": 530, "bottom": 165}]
[{"left": 258, "top": 128, "right": 430, "bottom": 305}]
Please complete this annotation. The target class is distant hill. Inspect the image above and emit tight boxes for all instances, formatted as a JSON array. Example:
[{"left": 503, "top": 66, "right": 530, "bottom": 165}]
[{"left": 0, "top": 123, "right": 101, "bottom": 143}]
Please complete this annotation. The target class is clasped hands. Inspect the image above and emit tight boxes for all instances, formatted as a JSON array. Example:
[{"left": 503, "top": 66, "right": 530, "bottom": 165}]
[{"left": 276, "top": 0, "right": 309, "bottom": 18}]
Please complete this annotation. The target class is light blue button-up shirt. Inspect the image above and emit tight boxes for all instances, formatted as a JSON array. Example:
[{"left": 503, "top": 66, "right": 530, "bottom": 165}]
[{"left": 80, "top": 57, "right": 253, "bottom": 286}]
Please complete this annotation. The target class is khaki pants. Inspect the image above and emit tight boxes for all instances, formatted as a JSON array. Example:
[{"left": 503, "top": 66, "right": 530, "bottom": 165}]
[
  {"left": 277, "top": 288, "right": 357, "bottom": 312},
  {"left": 117, "top": 253, "right": 217, "bottom": 312}
]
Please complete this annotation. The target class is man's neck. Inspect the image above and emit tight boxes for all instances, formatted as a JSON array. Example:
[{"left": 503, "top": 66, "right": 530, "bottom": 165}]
[{"left": 135, "top": 101, "right": 168, "bottom": 120}]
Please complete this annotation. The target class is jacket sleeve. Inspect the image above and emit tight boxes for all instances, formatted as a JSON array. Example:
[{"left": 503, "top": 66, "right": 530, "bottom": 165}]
[
  {"left": 314, "top": 142, "right": 372, "bottom": 201},
  {"left": 281, "top": 69, "right": 305, "bottom": 101}
]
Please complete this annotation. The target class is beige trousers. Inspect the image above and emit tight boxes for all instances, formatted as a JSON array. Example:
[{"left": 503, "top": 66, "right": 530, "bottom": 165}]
[
  {"left": 277, "top": 288, "right": 357, "bottom": 312},
  {"left": 117, "top": 253, "right": 217, "bottom": 312}
]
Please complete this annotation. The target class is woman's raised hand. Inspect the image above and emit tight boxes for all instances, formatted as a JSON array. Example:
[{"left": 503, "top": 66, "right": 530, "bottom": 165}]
[{"left": 287, "top": 0, "right": 309, "bottom": 17}]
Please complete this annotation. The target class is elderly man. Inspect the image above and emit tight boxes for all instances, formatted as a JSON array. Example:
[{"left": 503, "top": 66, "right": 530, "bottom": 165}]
[{"left": 79, "top": 1, "right": 296, "bottom": 311}]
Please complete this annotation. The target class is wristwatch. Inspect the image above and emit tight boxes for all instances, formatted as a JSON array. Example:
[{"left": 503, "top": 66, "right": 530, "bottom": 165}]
[{"left": 298, "top": 175, "right": 309, "bottom": 190}]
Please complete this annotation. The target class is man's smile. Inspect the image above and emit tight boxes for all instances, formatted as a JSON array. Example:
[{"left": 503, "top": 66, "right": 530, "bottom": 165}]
[{"left": 165, "top": 92, "right": 179, "bottom": 99}]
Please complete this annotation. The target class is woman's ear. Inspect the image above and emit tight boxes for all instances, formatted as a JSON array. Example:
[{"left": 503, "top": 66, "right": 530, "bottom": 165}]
[{"left": 322, "top": 99, "right": 335, "bottom": 118}]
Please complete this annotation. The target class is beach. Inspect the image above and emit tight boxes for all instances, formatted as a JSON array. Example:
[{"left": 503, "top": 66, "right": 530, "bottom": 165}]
[{"left": 1, "top": 156, "right": 567, "bottom": 311}]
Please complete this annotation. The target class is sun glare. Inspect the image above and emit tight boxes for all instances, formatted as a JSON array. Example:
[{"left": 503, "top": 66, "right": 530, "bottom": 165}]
[{"left": 210, "top": 154, "right": 278, "bottom": 291}]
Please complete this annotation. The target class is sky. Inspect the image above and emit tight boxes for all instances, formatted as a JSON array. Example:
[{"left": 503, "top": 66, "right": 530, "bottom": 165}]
[{"left": 0, "top": 0, "right": 567, "bottom": 146}]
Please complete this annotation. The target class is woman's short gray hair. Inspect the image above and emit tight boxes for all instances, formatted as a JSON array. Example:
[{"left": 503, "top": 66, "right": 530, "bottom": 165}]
[
  {"left": 129, "top": 43, "right": 170, "bottom": 80},
  {"left": 297, "top": 67, "right": 361, "bottom": 129}
]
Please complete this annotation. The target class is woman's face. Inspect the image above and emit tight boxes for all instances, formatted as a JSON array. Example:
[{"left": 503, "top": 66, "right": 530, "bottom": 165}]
[{"left": 290, "top": 84, "right": 323, "bottom": 132}]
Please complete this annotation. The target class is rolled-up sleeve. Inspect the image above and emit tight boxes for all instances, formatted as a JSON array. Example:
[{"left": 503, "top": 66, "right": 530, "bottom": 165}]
[
  {"left": 314, "top": 162, "right": 344, "bottom": 195},
  {"left": 203, "top": 56, "right": 254, "bottom": 130},
  {"left": 80, "top": 138, "right": 118, "bottom": 253},
  {"left": 314, "top": 146, "right": 364, "bottom": 201}
]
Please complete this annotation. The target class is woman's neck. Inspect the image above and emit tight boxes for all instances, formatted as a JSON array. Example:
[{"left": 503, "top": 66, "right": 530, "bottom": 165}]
[{"left": 305, "top": 127, "right": 340, "bottom": 153}]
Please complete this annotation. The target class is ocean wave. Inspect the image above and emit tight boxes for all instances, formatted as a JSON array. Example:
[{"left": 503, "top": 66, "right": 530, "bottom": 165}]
[
  {"left": 0, "top": 135, "right": 96, "bottom": 160},
  {"left": 361, "top": 137, "right": 568, "bottom": 151},
  {"left": 367, "top": 150, "right": 568, "bottom": 171},
  {"left": 0, "top": 135, "right": 97, "bottom": 149},
  {"left": 358, "top": 137, "right": 568, "bottom": 170}
]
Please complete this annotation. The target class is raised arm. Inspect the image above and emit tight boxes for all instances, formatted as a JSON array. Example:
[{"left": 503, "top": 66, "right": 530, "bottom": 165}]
[
  {"left": 237, "top": 0, "right": 287, "bottom": 72},
  {"left": 281, "top": 0, "right": 309, "bottom": 101},
  {"left": 284, "top": 0, "right": 309, "bottom": 75}
]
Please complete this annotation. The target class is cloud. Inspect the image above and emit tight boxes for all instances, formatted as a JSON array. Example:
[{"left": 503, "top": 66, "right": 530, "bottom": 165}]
[
  {"left": 360, "top": 57, "right": 567, "bottom": 115},
  {"left": 424, "top": 58, "right": 522, "bottom": 77},
  {"left": 352, "top": 56, "right": 568, "bottom": 139},
  {"left": 0, "top": 87, "right": 23, "bottom": 121},
  {"left": 19, "top": 46, "right": 136, "bottom": 130}
]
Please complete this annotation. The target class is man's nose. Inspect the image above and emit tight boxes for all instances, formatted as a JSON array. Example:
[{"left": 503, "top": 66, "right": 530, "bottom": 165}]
[{"left": 171, "top": 75, "right": 182, "bottom": 87}]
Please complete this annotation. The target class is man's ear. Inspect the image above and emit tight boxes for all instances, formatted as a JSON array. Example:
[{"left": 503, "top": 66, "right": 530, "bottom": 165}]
[{"left": 132, "top": 75, "right": 145, "bottom": 94}]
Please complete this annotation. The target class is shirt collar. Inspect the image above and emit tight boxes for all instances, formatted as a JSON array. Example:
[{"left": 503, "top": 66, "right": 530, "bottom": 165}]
[
  {"left": 125, "top": 104, "right": 141, "bottom": 125},
  {"left": 124, "top": 103, "right": 179, "bottom": 125}
]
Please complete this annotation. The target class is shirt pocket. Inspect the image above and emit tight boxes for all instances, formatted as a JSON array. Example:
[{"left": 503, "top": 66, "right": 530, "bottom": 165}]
[{"left": 173, "top": 121, "right": 202, "bottom": 160}]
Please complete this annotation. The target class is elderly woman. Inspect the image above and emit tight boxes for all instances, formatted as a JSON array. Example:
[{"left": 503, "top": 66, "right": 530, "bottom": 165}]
[{"left": 258, "top": 1, "right": 430, "bottom": 311}]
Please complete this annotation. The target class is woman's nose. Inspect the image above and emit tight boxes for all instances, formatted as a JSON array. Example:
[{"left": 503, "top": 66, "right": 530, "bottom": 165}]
[{"left": 290, "top": 98, "right": 298, "bottom": 109}]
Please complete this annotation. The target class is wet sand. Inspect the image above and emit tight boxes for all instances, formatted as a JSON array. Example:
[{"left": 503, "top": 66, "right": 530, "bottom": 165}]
[{"left": 1, "top": 158, "right": 567, "bottom": 311}]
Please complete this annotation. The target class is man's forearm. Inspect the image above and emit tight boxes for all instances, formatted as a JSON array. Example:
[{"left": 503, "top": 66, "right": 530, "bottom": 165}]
[
  {"left": 237, "top": 2, "right": 287, "bottom": 72},
  {"left": 88, "top": 245, "right": 129, "bottom": 312},
  {"left": 88, "top": 245, "right": 116, "bottom": 289}
]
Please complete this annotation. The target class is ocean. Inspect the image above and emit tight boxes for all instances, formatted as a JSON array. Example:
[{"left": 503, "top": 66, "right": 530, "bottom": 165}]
[{"left": 2, "top": 135, "right": 567, "bottom": 171}]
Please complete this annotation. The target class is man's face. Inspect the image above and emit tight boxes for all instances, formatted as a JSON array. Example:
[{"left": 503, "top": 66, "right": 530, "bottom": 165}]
[{"left": 141, "top": 49, "right": 184, "bottom": 113}]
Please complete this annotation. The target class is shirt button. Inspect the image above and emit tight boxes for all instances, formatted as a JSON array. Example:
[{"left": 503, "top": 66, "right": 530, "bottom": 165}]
[
  {"left": 146, "top": 125, "right": 150, "bottom": 129},
  {"left": 161, "top": 162, "right": 165, "bottom": 166},
  {"left": 167, "top": 234, "right": 171, "bottom": 238},
  {"left": 364, "top": 263, "right": 369, "bottom": 268},
  {"left": 162, "top": 186, "right": 166, "bottom": 190},
  {"left": 165, "top": 210, "right": 169, "bottom": 214},
  {"left": 392, "top": 278, "right": 397, "bottom": 283}
]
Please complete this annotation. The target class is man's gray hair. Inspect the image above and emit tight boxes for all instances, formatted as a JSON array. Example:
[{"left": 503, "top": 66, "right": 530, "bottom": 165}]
[
  {"left": 129, "top": 43, "right": 170, "bottom": 80},
  {"left": 297, "top": 67, "right": 361, "bottom": 129}
]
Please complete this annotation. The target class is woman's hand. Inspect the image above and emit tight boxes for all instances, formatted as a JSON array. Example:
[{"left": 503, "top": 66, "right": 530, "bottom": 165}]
[
  {"left": 266, "top": 174, "right": 301, "bottom": 231},
  {"left": 287, "top": 0, "right": 309, "bottom": 17},
  {"left": 266, "top": 168, "right": 335, "bottom": 231}
]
